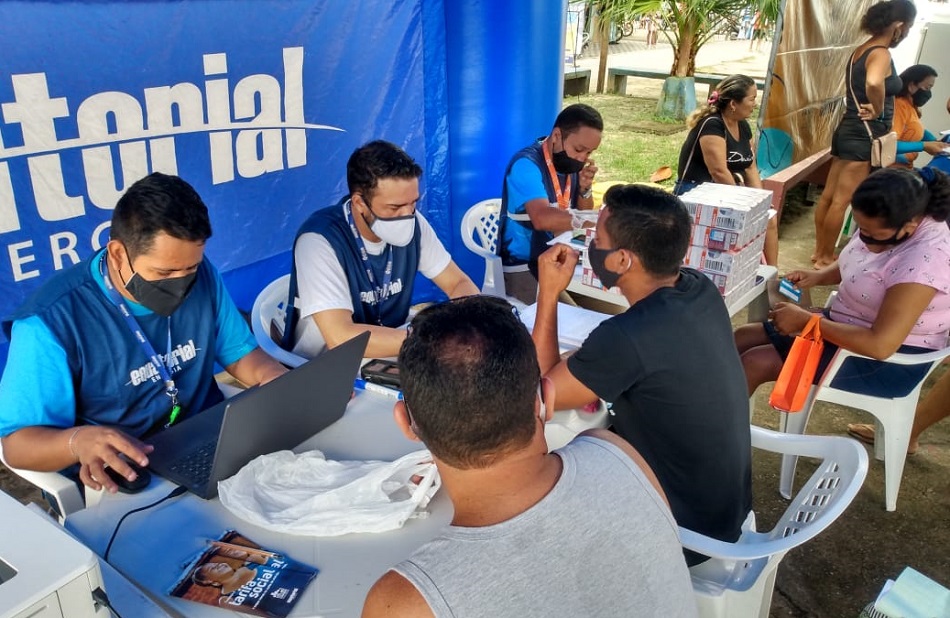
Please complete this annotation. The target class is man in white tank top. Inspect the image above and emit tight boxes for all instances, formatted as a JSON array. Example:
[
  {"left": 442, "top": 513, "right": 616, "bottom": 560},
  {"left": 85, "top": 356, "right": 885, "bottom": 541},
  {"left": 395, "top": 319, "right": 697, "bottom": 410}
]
[{"left": 362, "top": 295, "right": 698, "bottom": 618}]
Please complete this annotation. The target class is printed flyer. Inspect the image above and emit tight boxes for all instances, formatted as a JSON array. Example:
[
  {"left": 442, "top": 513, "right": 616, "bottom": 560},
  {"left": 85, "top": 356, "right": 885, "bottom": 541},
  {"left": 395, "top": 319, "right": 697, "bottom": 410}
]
[{"left": 168, "top": 530, "right": 318, "bottom": 616}]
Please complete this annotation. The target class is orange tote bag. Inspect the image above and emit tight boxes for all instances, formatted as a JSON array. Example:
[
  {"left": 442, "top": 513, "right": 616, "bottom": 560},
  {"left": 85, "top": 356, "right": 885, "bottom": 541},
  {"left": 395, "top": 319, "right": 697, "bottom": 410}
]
[{"left": 769, "top": 314, "right": 824, "bottom": 413}]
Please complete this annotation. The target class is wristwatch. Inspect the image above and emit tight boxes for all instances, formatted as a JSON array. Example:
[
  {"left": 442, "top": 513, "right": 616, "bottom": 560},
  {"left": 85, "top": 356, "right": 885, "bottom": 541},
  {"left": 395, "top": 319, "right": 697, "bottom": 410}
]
[{"left": 580, "top": 187, "right": 593, "bottom": 199}]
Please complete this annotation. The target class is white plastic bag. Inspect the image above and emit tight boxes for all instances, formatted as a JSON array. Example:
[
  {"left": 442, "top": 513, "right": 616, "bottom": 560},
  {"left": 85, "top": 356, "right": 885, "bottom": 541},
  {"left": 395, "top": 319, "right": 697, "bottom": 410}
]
[{"left": 218, "top": 449, "right": 440, "bottom": 536}]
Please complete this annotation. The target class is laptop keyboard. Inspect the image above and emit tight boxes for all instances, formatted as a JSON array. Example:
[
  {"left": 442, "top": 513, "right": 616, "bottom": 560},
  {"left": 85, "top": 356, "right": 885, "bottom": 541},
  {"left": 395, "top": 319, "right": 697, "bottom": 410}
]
[{"left": 169, "top": 439, "right": 217, "bottom": 485}]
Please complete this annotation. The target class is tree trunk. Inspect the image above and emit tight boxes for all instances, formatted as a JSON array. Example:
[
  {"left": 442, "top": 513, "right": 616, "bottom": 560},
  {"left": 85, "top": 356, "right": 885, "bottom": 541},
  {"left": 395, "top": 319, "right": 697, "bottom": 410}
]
[
  {"left": 656, "top": 76, "right": 697, "bottom": 120},
  {"left": 596, "top": 11, "right": 609, "bottom": 93},
  {"left": 671, "top": 28, "right": 696, "bottom": 77}
]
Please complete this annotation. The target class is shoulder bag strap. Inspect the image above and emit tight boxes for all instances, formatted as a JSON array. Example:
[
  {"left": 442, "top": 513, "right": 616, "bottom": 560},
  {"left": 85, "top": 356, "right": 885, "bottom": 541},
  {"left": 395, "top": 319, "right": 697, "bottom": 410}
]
[{"left": 679, "top": 115, "right": 717, "bottom": 181}]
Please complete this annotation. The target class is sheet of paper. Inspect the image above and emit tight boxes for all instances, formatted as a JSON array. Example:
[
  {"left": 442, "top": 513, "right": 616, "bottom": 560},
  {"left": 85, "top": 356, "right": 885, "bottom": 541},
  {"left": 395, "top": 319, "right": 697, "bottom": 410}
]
[{"left": 519, "top": 301, "right": 611, "bottom": 348}]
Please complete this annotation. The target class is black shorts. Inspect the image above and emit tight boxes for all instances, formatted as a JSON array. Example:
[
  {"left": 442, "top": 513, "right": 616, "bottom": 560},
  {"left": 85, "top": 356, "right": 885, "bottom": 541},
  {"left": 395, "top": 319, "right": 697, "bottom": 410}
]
[{"left": 831, "top": 117, "right": 887, "bottom": 162}]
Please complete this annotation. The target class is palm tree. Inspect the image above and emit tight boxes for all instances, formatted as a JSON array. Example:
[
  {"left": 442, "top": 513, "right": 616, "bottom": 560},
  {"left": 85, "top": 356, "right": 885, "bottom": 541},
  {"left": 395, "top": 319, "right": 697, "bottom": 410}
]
[{"left": 593, "top": 0, "right": 781, "bottom": 118}]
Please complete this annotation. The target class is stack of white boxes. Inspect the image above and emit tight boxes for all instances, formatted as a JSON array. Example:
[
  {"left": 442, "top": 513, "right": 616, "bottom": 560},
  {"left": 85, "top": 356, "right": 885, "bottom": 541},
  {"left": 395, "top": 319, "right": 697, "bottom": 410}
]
[
  {"left": 578, "top": 183, "right": 772, "bottom": 300},
  {"left": 678, "top": 183, "right": 772, "bottom": 304}
]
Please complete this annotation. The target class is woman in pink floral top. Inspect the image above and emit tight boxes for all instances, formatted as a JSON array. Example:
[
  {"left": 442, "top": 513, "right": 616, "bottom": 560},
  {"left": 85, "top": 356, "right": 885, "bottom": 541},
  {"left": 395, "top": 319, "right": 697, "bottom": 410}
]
[{"left": 736, "top": 167, "right": 950, "bottom": 398}]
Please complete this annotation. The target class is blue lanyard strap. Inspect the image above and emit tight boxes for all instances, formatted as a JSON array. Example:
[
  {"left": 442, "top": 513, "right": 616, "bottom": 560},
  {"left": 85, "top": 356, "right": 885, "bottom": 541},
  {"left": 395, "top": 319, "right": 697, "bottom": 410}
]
[
  {"left": 344, "top": 200, "right": 393, "bottom": 325},
  {"left": 98, "top": 253, "right": 182, "bottom": 423}
]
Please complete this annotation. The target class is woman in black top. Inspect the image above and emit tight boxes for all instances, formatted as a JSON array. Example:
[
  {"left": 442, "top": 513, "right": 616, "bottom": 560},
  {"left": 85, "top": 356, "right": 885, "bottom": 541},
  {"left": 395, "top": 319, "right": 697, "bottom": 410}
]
[
  {"left": 812, "top": 0, "right": 916, "bottom": 268},
  {"left": 675, "top": 74, "right": 778, "bottom": 265}
]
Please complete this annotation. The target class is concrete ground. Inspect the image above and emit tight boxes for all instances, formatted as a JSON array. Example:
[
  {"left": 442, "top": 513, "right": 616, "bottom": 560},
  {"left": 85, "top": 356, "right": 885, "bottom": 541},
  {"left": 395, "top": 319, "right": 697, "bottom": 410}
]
[{"left": 1, "top": 27, "right": 948, "bottom": 618}]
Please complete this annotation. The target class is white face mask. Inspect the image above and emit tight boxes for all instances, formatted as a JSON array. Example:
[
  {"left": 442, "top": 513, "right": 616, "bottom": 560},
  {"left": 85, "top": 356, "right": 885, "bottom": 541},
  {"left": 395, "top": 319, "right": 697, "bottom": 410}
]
[{"left": 371, "top": 214, "right": 416, "bottom": 247}]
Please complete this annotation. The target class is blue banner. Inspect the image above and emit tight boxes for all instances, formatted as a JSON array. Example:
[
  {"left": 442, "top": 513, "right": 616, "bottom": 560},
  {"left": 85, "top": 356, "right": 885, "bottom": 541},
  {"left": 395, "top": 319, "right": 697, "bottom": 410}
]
[{"left": 0, "top": 0, "right": 444, "bottom": 332}]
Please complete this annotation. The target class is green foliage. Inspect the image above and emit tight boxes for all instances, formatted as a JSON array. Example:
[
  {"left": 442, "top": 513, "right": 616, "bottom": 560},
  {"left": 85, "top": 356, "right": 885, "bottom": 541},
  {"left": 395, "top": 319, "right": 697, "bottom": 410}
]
[{"left": 590, "top": 0, "right": 781, "bottom": 76}]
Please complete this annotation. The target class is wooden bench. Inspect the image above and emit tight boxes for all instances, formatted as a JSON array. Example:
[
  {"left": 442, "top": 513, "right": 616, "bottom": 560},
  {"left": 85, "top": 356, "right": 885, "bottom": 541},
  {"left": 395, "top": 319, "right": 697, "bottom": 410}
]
[
  {"left": 607, "top": 67, "right": 765, "bottom": 101},
  {"left": 563, "top": 67, "right": 591, "bottom": 97},
  {"left": 761, "top": 147, "right": 832, "bottom": 221}
]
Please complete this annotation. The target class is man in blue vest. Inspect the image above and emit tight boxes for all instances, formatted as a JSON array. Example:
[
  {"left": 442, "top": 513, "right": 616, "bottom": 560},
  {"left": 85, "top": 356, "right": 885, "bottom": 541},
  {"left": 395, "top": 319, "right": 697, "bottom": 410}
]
[
  {"left": 499, "top": 104, "right": 603, "bottom": 303},
  {"left": 285, "top": 140, "right": 478, "bottom": 359},
  {"left": 0, "top": 173, "right": 287, "bottom": 494}
]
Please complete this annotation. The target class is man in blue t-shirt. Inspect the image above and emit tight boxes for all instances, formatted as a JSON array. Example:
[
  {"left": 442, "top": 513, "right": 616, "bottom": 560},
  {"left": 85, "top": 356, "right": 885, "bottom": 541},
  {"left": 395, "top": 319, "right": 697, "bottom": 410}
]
[
  {"left": 286, "top": 140, "right": 478, "bottom": 359},
  {"left": 499, "top": 104, "right": 603, "bottom": 303},
  {"left": 0, "top": 173, "right": 287, "bottom": 494},
  {"left": 531, "top": 184, "right": 752, "bottom": 565}
]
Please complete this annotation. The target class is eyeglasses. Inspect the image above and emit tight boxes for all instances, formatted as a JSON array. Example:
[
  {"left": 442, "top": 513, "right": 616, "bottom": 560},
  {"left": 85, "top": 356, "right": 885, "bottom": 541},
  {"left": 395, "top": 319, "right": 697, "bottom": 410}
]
[{"left": 406, "top": 295, "right": 520, "bottom": 339}]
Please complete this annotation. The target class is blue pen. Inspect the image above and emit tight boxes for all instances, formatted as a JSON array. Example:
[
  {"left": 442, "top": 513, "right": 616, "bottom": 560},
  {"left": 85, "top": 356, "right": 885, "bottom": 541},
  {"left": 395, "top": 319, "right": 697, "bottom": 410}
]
[{"left": 354, "top": 378, "right": 403, "bottom": 400}]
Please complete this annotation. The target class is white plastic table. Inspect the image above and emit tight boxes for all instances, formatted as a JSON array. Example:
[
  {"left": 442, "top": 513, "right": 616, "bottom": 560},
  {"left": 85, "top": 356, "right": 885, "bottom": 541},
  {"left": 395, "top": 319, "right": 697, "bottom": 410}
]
[
  {"left": 65, "top": 392, "right": 453, "bottom": 617},
  {"left": 64, "top": 390, "right": 604, "bottom": 617}
]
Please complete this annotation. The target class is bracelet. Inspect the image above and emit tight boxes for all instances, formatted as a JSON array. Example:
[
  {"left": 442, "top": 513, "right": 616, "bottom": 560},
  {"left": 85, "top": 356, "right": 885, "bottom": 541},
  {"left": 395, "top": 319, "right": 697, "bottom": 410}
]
[{"left": 67, "top": 426, "right": 85, "bottom": 459}]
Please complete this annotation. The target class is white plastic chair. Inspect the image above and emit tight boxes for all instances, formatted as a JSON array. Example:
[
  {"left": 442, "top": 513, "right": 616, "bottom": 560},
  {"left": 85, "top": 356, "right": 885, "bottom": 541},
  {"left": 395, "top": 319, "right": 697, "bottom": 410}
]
[
  {"left": 250, "top": 274, "right": 308, "bottom": 369},
  {"left": 778, "top": 343, "right": 950, "bottom": 511},
  {"left": 460, "top": 199, "right": 529, "bottom": 300},
  {"left": 683, "top": 425, "right": 868, "bottom": 618},
  {"left": 0, "top": 440, "right": 85, "bottom": 522}
]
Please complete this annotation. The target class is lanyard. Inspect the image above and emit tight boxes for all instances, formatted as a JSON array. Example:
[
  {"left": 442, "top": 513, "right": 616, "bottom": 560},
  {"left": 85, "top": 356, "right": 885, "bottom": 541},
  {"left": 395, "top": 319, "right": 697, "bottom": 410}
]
[
  {"left": 344, "top": 199, "right": 393, "bottom": 325},
  {"left": 98, "top": 252, "right": 182, "bottom": 427},
  {"left": 541, "top": 139, "right": 572, "bottom": 210}
]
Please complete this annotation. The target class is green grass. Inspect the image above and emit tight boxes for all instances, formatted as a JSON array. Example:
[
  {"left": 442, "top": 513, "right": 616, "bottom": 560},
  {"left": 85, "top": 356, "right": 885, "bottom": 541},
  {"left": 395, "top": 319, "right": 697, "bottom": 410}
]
[
  {"left": 570, "top": 94, "right": 689, "bottom": 185},
  {"left": 565, "top": 93, "right": 762, "bottom": 187}
]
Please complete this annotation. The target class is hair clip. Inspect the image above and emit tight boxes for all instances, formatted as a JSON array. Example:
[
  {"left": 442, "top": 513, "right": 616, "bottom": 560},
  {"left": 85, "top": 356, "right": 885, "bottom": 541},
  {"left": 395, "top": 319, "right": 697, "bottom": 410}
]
[{"left": 707, "top": 90, "right": 720, "bottom": 105}]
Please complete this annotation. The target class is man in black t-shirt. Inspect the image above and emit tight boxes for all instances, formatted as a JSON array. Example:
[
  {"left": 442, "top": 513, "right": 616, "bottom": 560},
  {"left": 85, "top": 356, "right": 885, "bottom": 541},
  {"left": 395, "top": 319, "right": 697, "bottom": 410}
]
[{"left": 532, "top": 184, "right": 751, "bottom": 565}]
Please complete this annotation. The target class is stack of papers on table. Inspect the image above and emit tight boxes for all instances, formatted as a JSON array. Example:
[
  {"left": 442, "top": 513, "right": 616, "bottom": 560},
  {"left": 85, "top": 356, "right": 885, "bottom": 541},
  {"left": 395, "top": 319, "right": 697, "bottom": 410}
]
[{"left": 519, "top": 302, "right": 611, "bottom": 349}]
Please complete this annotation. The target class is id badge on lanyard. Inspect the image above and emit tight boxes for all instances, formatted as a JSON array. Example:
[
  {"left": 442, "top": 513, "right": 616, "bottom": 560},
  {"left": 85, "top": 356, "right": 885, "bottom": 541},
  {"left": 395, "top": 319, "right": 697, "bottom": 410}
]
[{"left": 542, "top": 139, "right": 572, "bottom": 210}]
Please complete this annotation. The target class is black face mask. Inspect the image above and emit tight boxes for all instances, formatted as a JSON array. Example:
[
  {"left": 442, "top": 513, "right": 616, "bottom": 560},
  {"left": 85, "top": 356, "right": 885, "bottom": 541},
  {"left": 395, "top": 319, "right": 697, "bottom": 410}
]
[
  {"left": 124, "top": 265, "right": 197, "bottom": 317},
  {"left": 552, "top": 148, "right": 586, "bottom": 175},
  {"left": 587, "top": 240, "right": 622, "bottom": 289},
  {"left": 912, "top": 89, "right": 933, "bottom": 108},
  {"left": 859, "top": 230, "right": 911, "bottom": 247}
]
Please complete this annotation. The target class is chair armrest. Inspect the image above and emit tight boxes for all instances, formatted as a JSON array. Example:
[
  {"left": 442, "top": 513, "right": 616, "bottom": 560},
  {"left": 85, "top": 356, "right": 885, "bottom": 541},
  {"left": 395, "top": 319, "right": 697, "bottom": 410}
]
[{"left": 7, "top": 467, "right": 85, "bottom": 518}]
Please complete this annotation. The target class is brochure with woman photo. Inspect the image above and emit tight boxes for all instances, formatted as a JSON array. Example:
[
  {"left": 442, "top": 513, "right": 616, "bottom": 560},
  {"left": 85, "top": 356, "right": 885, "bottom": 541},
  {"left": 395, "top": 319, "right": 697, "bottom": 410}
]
[{"left": 168, "top": 530, "right": 318, "bottom": 617}]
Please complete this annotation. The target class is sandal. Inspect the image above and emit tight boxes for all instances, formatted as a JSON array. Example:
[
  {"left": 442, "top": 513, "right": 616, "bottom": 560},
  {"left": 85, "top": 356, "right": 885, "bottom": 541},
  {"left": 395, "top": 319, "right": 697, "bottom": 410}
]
[
  {"left": 847, "top": 423, "right": 875, "bottom": 445},
  {"left": 846, "top": 423, "right": 918, "bottom": 454}
]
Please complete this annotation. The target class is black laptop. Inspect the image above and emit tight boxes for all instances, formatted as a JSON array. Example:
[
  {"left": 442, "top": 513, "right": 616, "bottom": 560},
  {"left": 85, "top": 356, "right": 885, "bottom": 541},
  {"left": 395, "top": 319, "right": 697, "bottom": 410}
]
[{"left": 147, "top": 332, "right": 369, "bottom": 499}]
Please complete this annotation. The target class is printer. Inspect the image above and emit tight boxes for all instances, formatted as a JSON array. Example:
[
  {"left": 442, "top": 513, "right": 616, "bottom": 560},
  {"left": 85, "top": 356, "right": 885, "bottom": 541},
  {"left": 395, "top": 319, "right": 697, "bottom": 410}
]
[{"left": 0, "top": 490, "right": 108, "bottom": 618}]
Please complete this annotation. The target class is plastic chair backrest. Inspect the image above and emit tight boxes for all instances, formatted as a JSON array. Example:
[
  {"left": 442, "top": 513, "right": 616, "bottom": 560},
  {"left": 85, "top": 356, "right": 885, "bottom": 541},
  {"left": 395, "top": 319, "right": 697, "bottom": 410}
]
[
  {"left": 681, "top": 426, "right": 867, "bottom": 616},
  {"left": 682, "top": 426, "right": 866, "bottom": 561},
  {"left": 461, "top": 199, "right": 509, "bottom": 297},
  {"left": 250, "top": 274, "right": 308, "bottom": 368},
  {"left": 461, "top": 198, "right": 503, "bottom": 258}
]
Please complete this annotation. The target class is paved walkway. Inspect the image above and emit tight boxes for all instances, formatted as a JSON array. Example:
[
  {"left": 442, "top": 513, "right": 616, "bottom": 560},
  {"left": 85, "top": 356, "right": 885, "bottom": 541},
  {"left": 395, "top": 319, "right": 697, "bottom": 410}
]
[{"left": 568, "top": 33, "right": 771, "bottom": 96}]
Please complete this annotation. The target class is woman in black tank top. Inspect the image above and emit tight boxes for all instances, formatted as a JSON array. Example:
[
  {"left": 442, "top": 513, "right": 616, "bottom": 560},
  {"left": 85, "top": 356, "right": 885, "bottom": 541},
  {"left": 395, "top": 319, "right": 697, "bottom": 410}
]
[{"left": 811, "top": 0, "right": 916, "bottom": 269}]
